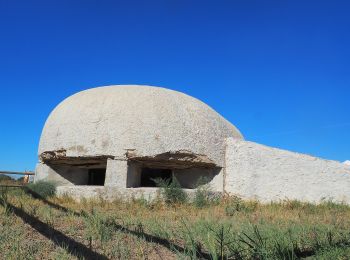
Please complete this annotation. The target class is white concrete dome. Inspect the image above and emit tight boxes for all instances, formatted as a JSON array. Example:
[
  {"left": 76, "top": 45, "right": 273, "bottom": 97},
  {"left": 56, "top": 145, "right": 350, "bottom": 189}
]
[{"left": 38, "top": 85, "right": 243, "bottom": 166}]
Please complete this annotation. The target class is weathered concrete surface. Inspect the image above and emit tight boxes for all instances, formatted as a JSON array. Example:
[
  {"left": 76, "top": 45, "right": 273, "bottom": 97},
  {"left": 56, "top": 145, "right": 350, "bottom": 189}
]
[
  {"left": 39, "top": 150, "right": 112, "bottom": 166},
  {"left": 104, "top": 159, "right": 127, "bottom": 188},
  {"left": 37, "top": 85, "right": 350, "bottom": 204},
  {"left": 225, "top": 138, "right": 350, "bottom": 203},
  {"left": 38, "top": 85, "right": 243, "bottom": 167},
  {"left": 35, "top": 163, "right": 89, "bottom": 186},
  {"left": 126, "top": 150, "right": 216, "bottom": 169},
  {"left": 35, "top": 163, "right": 52, "bottom": 182},
  {"left": 173, "top": 167, "right": 223, "bottom": 191}
]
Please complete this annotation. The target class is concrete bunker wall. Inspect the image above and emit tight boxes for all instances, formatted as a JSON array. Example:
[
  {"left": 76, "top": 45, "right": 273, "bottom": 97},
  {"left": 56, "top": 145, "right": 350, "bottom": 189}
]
[
  {"left": 35, "top": 161, "right": 107, "bottom": 186},
  {"left": 35, "top": 163, "right": 89, "bottom": 185},
  {"left": 225, "top": 138, "right": 350, "bottom": 203}
]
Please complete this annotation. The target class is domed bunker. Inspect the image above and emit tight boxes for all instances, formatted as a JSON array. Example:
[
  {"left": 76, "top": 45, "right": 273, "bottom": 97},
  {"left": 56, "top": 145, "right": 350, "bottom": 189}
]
[
  {"left": 36, "top": 85, "right": 243, "bottom": 199},
  {"left": 35, "top": 85, "right": 350, "bottom": 203}
]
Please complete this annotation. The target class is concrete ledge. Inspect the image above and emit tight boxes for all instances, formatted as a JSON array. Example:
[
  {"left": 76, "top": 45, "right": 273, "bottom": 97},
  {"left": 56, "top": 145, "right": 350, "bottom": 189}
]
[{"left": 56, "top": 186, "right": 198, "bottom": 201}]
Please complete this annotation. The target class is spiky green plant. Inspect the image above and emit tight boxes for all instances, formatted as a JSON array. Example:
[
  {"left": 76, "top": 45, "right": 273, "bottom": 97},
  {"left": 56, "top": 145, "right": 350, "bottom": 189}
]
[{"left": 153, "top": 177, "right": 188, "bottom": 204}]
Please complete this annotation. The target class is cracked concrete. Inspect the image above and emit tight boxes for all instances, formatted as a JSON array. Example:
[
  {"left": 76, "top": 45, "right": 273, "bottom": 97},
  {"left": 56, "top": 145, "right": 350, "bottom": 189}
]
[
  {"left": 39, "top": 149, "right": 113, "bottom": 166},
  {"left": 38, "top": 85, "right": 243, "bottom": 167}
]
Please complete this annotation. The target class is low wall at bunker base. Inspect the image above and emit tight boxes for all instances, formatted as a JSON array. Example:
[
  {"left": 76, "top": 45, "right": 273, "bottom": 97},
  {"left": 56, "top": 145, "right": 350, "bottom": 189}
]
[
  {"left": 56, "top": 186, "right": 199, "bottom": 202},
  {"left": 225, "top": 138, "right": 350, "bottom": 204}
]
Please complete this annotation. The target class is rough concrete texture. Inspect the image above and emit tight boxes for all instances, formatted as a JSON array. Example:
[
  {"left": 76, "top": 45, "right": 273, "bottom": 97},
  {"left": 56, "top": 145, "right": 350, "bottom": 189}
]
[
  {"left": 35, "top": 163, "right": 90, "bottom": 186},
  {"left": 38, "top": 85, "right": 243, "bottom": 167},
  {"left": 225, "top": 138, "right": 350, "bottom": 203},
  {"left": 36, "top": 85, "right": 350, "bottom": 204},
  {"left": 126, "top": 150, "right": 216, "bottom": 169},
  {"left": 40, "top": 151, "right": 112, "bottom": 166},
  {"left": 104, "top": 159, "right": 127, "bottom": 188},
  {"left": 173, "top": 167, "right": 223, "bottom": 191}
]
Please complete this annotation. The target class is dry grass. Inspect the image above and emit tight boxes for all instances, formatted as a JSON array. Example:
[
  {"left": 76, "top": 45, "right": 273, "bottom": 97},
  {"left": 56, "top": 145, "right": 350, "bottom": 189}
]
[{"left": 0, "top": 187, "right": 350, "bottom": 259}]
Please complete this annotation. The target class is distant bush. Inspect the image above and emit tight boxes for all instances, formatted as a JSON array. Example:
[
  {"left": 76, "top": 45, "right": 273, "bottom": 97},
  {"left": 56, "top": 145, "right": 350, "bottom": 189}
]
[
  {"left": 0, "top": 175, "right": 17, "bottom": 186},
  {"left": 153, "top": 177, "right": 188, "bottom": 204},
  {"left": 27, "top": 180, "right": 56, "bottom": 199},
  {"left": 0, "top": 175, "right": 14, "bottom": 182}
]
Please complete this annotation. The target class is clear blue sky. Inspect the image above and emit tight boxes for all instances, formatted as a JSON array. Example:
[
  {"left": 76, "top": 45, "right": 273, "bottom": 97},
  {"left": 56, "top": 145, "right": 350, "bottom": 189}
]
[{"left": 1, "top": 0, "right": 349, "bottom": 172}]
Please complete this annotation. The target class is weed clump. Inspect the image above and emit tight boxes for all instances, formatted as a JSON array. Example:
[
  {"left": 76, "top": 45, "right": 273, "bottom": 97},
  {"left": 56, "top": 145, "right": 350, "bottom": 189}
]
[
  {"left": 225, "top": 196, "right": 257, "bottom": 216},
  {"left": 154, "top": 177, "right": 188, "bottom": 204},
  {"left": 193, "top": 187, "right": 209, "bottom": 208},
  {"left": 193, "top": 177, "right": 220, "bottom": 208},
  {"left": 27, "top": 181, "right": 56, "bottom": 199},
  {"left": 83, "top": 209, "right": 112, "bottom": 248}
]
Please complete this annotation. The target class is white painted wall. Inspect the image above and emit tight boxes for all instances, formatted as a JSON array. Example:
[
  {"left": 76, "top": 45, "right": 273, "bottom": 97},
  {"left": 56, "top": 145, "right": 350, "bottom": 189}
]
[{"left": 225, "top": 138, "right": 350, "bottom": 203}]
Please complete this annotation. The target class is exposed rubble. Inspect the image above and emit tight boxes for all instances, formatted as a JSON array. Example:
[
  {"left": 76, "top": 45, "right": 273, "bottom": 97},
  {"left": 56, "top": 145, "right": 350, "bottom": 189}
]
[
  {"left": 126, "top": 150, "right": 217, "bottom": 169},
  {"left": 39, "top": 149, "right": 113, "bottom": 166}
]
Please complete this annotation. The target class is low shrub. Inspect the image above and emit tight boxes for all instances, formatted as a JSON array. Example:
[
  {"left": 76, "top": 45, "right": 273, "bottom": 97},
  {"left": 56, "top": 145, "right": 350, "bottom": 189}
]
[
  {"left": 0, "top": 175, "right": 14, "bottom": 182},
  {"left": 193, "top": 177, "right": 220, "bottom": 208},
  {"left": 153, "top": 177, "right": 188, "bottom": 204},
  {"left": 225, "top": 196, "right": 257, "bottom": 216},
  {"left": 27, "top": 181, "right": 56, "bottom": 199},
  {"left": 193, "top": 187, "right": 208, "bottom": 208},
  {"left": 0, "top": 175, "right": 17, "bottom": 186}
]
